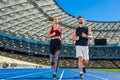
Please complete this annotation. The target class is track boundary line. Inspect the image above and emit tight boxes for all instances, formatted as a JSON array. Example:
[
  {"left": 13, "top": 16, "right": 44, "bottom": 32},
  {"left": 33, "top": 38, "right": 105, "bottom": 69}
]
[
  {"left": 59, "top": 69, "right": 64, "bottom": 80},
  {"left": 7, "top": 69, "right": 52, "bottom": 79},
  {"left": 87, "top": 73, "right": 109, "bottom": 80},
  {"left": 68, "top": 69, "right": 109, "bottom": 80}
]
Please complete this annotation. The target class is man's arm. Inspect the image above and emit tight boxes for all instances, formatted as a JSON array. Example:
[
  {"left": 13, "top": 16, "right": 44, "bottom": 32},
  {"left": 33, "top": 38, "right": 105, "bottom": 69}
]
[
  {"left": 82, "top": 27, "right": 93, "bottom": 40},
  {"left": 72, "top": 29, "right": 79, "bottom": 41},
  {"left": 87, "top": 27, "right": 93, "bottom": 40}
]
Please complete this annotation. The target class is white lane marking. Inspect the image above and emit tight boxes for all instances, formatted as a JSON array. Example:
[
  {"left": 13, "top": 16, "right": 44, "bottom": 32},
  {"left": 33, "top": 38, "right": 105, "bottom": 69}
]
[
  {"left": 0, "top": 69, "right": 38, "bottom": 74},
  {"left": 8, "top": 70, "right": 52, "bottom": 79},
  {"left": 59, "top": 69, "right": 64, "bottom": 80},
  {"left": 0, "top": 68, "right": 48, "bottom": 74},
  {"left": 87, "top": 73, "right": 109, "bottom": 80},
  {"left": 0, "top": 72, "right": 17, "bottom": 74},
  {"left": 68, "top": 69, "right": 109, "bottom": 80}
]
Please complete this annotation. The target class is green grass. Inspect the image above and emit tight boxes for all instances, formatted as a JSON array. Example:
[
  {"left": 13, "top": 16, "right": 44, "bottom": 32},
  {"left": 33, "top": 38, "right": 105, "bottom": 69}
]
[{"left": 88, "top": 68, "right": 120, "bottom": 72}]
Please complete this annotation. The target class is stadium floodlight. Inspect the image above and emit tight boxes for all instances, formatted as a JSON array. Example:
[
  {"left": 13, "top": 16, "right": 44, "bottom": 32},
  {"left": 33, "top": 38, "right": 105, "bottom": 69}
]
[
  {"left": 2, "top": 0, "right": 9, "bottom": 4},
  {"left": 1, "top": 16, "right": 7, "bottom": 20},
  {"left": 16, "top": 18, "right": 22, "bottom": 21},
  {"left": 1, "top": 8, "right": 7, "bottom": 13},
  {"left": 21, "top": 3, "right": 27, "bottom": 7},
  {"left": 2, "top": 22, "right": 7, "bottom": 26},
  {"left": 10, "top": 5, "right": 16, "bottom": 10},
  {"left": 18, "top": 11, "right": 24, "bottom": 15},
  {"left": 9, "top": 20, "right": 14, "bottom": 24},
  {"left": 9, "top": 13, "right": 14, "bottom": 17},
  {"left": 27, "top": 8, "right": 33, "bottom": 12}
]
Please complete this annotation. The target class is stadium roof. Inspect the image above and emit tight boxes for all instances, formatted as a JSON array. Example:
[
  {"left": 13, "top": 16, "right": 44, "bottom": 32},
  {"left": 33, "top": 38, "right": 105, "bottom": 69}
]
[{"left": 0, "top": 0, "right": 120, "bottom": 45}]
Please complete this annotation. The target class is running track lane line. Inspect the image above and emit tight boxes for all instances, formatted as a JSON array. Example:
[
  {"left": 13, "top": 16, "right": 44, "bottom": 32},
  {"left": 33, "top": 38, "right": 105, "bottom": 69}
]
[
  {"left": 7, "top": 69, "right": 53, "bottom": 79},
  {"left": 68, "top": 69, "right": 109, "bottom": 80},
  {"left": 0, "top": 69, "right": 40, "bottom": 74},
  {"left": 59, "top": 69, "right": 64, "bottom": 80},
  {"left": 86, "top": 73, "right": 109, "bottom": 80}
]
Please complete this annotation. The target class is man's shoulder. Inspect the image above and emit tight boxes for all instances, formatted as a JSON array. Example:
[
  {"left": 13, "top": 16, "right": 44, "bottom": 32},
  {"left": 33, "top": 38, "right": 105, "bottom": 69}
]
[
  {"left": 84, "top": 26, "right": 88, "bottom": 28},
  {"left": 76, "top": 27, "right": 80, "bottom": 29},
  {"left": 84, "top": 26, "right": 89, "bottom": 30}
]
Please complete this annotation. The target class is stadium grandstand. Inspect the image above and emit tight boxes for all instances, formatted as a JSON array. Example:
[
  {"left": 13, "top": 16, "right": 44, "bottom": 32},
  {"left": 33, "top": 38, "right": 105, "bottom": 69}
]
[{"left": 0, "top": 0, "right": 120, "bottom": 70}]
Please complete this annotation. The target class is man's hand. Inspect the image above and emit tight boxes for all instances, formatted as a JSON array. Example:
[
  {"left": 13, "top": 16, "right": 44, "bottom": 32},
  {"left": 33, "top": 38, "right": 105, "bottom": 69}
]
[{"left": 82, "top": 32, "right": 88, "bottom": 38}]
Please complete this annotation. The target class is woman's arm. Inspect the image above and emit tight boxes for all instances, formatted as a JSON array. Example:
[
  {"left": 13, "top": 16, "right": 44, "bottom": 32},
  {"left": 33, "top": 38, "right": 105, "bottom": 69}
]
[{"left": 46, "top": 27, "right": 56, "bottom": 38}]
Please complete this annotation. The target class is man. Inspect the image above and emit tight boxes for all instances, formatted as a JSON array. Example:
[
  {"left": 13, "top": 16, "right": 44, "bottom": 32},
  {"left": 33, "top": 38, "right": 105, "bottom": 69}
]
[
  {"left": 46, "top": 17, "right": 62, "bottom": 79},
  {"left": 72, "top": 16, "right": 93, "bottom": 79}
]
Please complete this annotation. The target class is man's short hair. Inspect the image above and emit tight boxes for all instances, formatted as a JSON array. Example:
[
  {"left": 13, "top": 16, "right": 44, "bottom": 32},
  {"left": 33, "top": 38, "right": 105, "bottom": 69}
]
[{"left": 77, "top": 16, "right": 84, "bottom": 19}]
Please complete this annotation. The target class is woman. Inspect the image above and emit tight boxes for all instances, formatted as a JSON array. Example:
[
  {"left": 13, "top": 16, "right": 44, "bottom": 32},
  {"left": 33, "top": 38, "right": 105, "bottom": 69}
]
[{"left": 46, "top": 17, "right": 62, "bottom": 78}]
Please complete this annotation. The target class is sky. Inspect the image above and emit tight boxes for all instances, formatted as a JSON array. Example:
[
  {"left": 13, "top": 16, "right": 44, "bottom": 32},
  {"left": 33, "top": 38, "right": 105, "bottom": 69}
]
[{"left": 55, "top": 0, "right": 120, "bottom": 21}]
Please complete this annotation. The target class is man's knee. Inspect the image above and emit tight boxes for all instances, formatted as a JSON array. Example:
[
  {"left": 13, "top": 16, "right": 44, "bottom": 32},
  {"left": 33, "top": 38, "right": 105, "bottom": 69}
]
[
  {"left": 78, "top": 56, "right": 83, "bottom": 65},
  {"left": 84, "top": 60, "right": 89, "bottom": 65}
]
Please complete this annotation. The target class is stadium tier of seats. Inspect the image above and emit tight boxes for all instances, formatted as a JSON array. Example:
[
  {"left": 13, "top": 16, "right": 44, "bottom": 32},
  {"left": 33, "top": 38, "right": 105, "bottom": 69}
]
[{"left": 0, "top": 49, "right": 120, "bottom": 68}]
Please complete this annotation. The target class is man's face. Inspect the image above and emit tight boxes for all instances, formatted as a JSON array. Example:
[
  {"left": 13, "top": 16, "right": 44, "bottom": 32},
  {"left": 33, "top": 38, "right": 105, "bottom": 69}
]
[
  {"left": 53, "top": 17, "right": 58, "bottom": 24},
  {"left": 78, "top": 17, "right": 84, "bottom": 24}
]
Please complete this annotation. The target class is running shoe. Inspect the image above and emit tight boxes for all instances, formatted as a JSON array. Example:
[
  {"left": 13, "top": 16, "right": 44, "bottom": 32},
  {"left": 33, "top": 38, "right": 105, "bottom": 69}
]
[{"left": 80, "top": 73, "right": 84, "bottom": 79}]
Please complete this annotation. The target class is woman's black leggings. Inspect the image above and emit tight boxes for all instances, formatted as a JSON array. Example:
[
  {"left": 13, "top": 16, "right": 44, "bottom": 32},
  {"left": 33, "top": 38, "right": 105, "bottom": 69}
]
[{"left": 49, "top": 39, "right": 61, "bottom": 73}]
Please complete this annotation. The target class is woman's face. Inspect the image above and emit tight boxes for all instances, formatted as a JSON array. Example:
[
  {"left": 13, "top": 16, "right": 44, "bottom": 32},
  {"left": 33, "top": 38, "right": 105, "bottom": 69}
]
[{"left": 53, "top": 17, "right": 58, "bottom": 24}]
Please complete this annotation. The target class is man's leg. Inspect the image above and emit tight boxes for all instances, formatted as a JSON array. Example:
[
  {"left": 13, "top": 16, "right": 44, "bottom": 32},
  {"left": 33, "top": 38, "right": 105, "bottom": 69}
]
[
  {"left": 82, "top": 63, "right": 86, "bottom": 73},
  {"left": 78, "top": 56, "right": 83, "bottom": 73},
  {"left": 78, "top": 56, "right": 84, "bottom": 79},
  {"left": 82, "top": 46, "right": 89, "bottom": 73},
  {"left": 76, "top": 46, "right": 84, "bottom": 78},
  {"left": 83, "top": 60, "right": 89, "bottom": 73}
]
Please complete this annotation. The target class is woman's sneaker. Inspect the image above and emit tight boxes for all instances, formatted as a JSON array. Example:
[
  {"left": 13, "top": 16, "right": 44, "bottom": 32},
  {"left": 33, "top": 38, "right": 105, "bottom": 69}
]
[
  {"left": 53, "top": 73, "right": 57, "bottom": 78},
  {"left": 80, "top": 73, "right": 84, "bottom": 79}
]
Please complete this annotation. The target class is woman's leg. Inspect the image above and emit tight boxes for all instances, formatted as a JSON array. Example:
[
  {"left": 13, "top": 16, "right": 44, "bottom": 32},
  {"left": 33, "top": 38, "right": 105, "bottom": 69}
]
[
  {"left": 50, "top": 53, "right": 55, "bottom": 66},
  {"left": 53, "top": 50, "right": 61, "bottom": 74}
]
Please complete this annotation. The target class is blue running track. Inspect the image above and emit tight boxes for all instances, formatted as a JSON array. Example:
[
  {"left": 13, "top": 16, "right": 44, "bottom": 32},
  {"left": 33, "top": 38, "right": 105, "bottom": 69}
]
[{"left": 0, "top": 68, "right": 119, "bottom": 80}]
